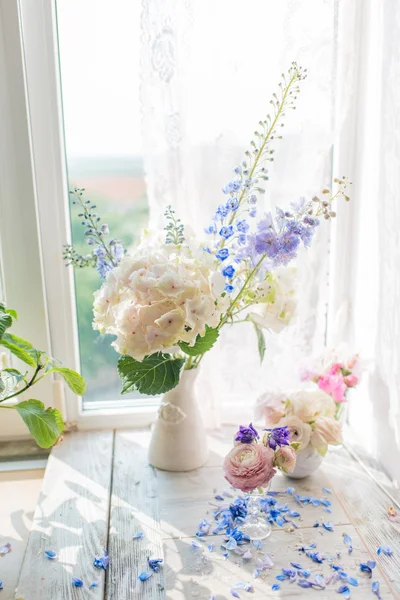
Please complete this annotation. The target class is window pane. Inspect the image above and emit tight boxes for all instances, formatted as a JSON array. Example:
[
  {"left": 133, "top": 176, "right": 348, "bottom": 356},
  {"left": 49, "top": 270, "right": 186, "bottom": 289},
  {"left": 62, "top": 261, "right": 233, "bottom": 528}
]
[{"left": 56, "top": 1, "right": 148, "bottom": 404}]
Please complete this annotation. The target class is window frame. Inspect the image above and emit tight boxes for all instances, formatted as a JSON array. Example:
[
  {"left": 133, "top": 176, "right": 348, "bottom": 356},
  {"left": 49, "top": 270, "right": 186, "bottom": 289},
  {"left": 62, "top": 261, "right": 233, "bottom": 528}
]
[{"left": 0, "top": 0, "right": 157, "bottom": 439}]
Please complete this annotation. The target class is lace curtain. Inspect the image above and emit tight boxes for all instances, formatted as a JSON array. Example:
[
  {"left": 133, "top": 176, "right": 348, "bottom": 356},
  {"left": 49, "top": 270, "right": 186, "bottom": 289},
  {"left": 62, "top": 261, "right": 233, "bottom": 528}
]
[{"left": 140, "top": 0, "right": 338, "bottom": 425}]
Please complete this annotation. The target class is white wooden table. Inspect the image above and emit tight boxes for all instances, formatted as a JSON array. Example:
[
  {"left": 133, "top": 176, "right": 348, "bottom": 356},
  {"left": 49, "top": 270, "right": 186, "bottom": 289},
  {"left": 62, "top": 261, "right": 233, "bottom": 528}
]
[{"left": 14, "top": 430, "right": 400, "bottom": 599}]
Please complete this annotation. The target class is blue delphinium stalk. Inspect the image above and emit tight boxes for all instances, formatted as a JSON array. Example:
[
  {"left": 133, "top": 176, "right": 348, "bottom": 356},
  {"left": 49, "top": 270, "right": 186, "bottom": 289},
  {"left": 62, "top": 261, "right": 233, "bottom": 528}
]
[
  {"left": 204, "top": 62, "right": 350, "bottom": 317},
  {"left": 63, "top": 188, "right": 124, "bottom": 279}
]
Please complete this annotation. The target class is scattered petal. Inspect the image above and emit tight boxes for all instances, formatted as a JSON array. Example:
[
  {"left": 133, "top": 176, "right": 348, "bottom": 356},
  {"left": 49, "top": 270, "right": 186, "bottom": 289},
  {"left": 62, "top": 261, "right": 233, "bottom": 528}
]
[
  {"left": 89, "top": 582, "right": 99, "bottom": 589},
  {"left": 44, "top": 550, "right": 57, "bottom": 560},
  {"left": 93, "top": 550, "right": 109, "bottom": 570},
  {"left": 290, "top": 562, "right": 303, "bottom": 569},
  {"left": 252, "top": 540, "right": 262, "bottom": 550},
  {"left": 242, "top": 550, "right": 252, "bottom": 560},
  {"left": 230, "top": 589, "right": 240, "bottom": 598},
  {"left": 298, "top": 580, "right": 314, "bottom": 588},
  {"left": 72, "top": 577, "right": 84, "bottom": 588},
  {"left": 0, "top": 581, "right": 3, "bottom": 591},
  {"left": 337, "top": 585, "right": 351, "bottom": 598},
  {"left": 133, "top": 532, "right": 144, "bottom": 540},
  {"left": 322, "top": 487, "right": 333, "bottom": 494},
  {"left": 191, "top": 541, "right": 202, "bottom": 550},
  {"left": 215, "top": 495, "right": 224, "bottom": 501},
  {"left": 276, "top": 574, "right": 287, "bottom": 581},
  {"left": 377, "top": 545, "right": 393, "bottom": 556},
  {"left": 272, "top": 583, "right": 280, "bottom": 591},
  {"left": 207, "top": 544, "right": 214, "bottom": 553},
  {"left": 372, "top": 581, "right": 382, "bottom": 600},
  {"left": 148, "top": 558, "right": 163, "bottom": 572},
  {"left": 226, "top": 537, "right": 238, "bottom": 550},
  {"left": 286, "top": 487, "right": 295, "bottom": 495},
  {"left": 298, "top": 569, "right": 311, "bottom": 578},
  {"left": 138, "top": 571, "right": 152, "bottom": 582},
  {"left": 348, "top": 577, "right": 358, "bottom": 587},
  {"left": 314, "top": 574, "right": 325, "bottom": 587},
  {"left": 0, "top": 543, "right": 11, "bottom": 556},
  {"left": 322, "top": 521, "right": 334, "bottom": 532}
]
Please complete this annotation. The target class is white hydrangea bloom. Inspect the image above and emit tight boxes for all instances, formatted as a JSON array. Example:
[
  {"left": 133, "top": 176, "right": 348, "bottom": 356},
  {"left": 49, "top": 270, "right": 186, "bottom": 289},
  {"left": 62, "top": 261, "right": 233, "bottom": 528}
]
[{"left": 93, "top": 242, "right": 227, "bottom": 361}]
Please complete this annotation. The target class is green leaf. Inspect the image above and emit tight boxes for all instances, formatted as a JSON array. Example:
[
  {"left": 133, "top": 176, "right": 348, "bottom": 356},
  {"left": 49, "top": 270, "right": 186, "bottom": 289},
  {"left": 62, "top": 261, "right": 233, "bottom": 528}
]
[
  {"left": 0, "top": 333, "right": 39, "bottom": 367},
  {"left": 47, "top": 367, "right": 86, "bottom": 395},
  {"left": 0, "top": 313, "right": 12, "bottom": 341},
  {"left": 6, "top": 309, "right": 18, "bottom": 320},
  {"left": 178, "top": 326, "right": 219, "bottom": 357},
  {"left": 0, "top": 368, "right": 25, "bottom": 400},
  {"left": 15, "top": 399, "right": 64, "bottom": 448},
  {"left": 252, "top": 321, "right": 266, "bottom": 364},
  {"left": 118, "top": 353, "right": 185, "bottom": 396}
]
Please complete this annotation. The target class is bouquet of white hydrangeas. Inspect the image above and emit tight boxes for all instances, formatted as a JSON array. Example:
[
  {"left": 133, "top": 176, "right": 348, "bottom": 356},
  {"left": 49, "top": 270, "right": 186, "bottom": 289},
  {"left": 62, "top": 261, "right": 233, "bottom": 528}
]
[{"left": 64, "top": 63, "right": 350, "bottom": 397}]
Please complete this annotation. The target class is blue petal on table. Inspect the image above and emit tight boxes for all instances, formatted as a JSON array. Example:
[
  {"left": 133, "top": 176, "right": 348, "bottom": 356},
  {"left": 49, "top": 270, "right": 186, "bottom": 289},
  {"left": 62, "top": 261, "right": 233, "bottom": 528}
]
[
  {"left": 311, "top": 498, "right": 321, "bottom": 506},
  {"left": 253, "top": 568, "right": 261, "bottom": 578},
  {"left": 215, "top": 495, "right": 224, "bottom": 501},
  {"left": 314, "top": 574, "right": 325, "bottom": 587},
  {"left": 339, "top": 571, "right": 348, "bottom": 580},
  {"left": 282, "top": 568, "right": 296, "bottom": 578},
  {"left": 290, "top": 562, "right": 303, "bottom": 569},
  {"left": 298, "top": 569, "right": 311, "bottom": 578},
  {"left": 288, "top": 510, "right": 301, "bottom": 518},
  {"left": 322, "top": 521, "right": 334, "bottom": 531},
  {"left": 372, "top": 581, "right": 383, "bottom": 600},
  {"left": 348, "top": 576, "right": 358, "bottom": 586},
  {"left": 0, "top": 580, "right": 3, "bottom": 591},
  {"left": 276, "top": 574, "right": 287, "bottom": 581},
  {"left": 89, "top": 582, "right": 99, "bottom": 589},
  {"left": 285, "top": 487, "right": 295, "bottom": 495},
  {"left": 207, "top": 544, "right": 214, "bottom": 552},
  {"left": 0, "top": 543, "right": 12, "bottom": 555},
  {"left": 44, "top": 550, "right": 57, "bottom": 560},
  {"left": 242, "top": 550, "right": 252, "bottom": 560},
  {"left": 72, "top": 577, "right": 84, "bottom": 588},
  {"left": 275, "top": 516, "right": 285, "bottom": 527},
  {"left": 321, "top": 498, "right": 332, "bottom": 506},
  {"left": 313, "top": 522, "right": 320, "bottom": 527},
  {"left": 337, "top": 584, "right": 351, "bottom": 598},
  {"left": 191, "top": 540, "right": 202, "bottom": 549},
  {"left": 230, "top": 589, "right": 240, "bottom": 598},
  {"left": 133, "top": 532, "right": 144, "bottom": 540},
  {"left": 306, "top": 551, "right": 324, "bottom": 563},
  {"left": 377, "top": 545, "right": 393, "bottom": 556},
  {"left": 148, "top": 558, "right": 163, "bottom": 572},
  {"left": 252, "top": 540, "right": 262, "bottom": 550},
  {"left": 93, "top": 550, "right": 109, "bottom": 570},
  {"left": 226, "top": 537, "right": 238, "bottom": 550},
  {"left": 272, "top": 583, "right": 280, "bottom": 591},
  {"left": 322, "top": 487, "right": 333, "bottom": 494},
  {"left": 138, "top": 571, "right": 152, "bottom": 582},
  {"left": 298, "top": 580, "right": 314, "bottom": 588}
]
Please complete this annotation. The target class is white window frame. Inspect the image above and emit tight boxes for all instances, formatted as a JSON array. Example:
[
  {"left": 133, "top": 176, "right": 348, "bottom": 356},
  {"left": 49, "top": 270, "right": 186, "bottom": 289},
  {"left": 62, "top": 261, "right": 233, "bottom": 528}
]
[{"left": 0, "top": 0, "right": 157, "bottom": 440}]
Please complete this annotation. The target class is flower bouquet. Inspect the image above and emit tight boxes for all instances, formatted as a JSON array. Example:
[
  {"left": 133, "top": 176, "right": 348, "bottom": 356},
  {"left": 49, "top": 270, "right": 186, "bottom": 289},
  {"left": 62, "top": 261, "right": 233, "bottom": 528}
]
[
  {"left": 64, "top": 63, "right": 350, "bottom": 471},
  {"left": 223, "top": 423, "right": 297, "bottom": 539}
]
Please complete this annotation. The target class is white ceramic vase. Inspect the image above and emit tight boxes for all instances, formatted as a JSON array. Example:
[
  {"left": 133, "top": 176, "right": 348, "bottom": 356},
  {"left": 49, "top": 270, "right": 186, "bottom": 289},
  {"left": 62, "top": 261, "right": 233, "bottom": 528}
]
[
  {"left": 286, "top": 444, "right": 323, "bottom": 479},
  {"left": 148, "top": 368, "right": 209, "bottom": 471}
]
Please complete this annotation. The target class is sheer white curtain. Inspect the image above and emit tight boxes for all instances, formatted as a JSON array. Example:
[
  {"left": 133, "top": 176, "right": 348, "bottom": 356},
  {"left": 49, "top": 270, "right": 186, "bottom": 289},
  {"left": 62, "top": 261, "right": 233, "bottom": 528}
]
[
  {"left": 140, "top": 0, "right": 339, "bottom": 424},
  {"left": 329, "top": 0, "right": 400, "bottom": 483}
]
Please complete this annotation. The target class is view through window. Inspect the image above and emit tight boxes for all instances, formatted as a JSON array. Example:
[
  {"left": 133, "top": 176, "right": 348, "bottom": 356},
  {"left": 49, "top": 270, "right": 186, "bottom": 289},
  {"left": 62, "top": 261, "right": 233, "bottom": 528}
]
[{"left": 57, "top": 1, "right": 148, "bottom": 404}]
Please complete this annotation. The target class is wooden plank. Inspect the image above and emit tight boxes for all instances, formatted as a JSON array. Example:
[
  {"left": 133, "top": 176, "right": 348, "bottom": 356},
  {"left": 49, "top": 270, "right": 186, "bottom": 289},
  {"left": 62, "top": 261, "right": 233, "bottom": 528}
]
[
  {"left": 106, "top": 430, "right": 165, "bottom": 600},
  {"left": 325, "top": 446, "right": 400, "bottom": 597},
  {"left": 163, "top": 526, "right": 394, "bottom": 599},
  {"left": 16, "top": 431, "right": 113, "bottom": 600}
]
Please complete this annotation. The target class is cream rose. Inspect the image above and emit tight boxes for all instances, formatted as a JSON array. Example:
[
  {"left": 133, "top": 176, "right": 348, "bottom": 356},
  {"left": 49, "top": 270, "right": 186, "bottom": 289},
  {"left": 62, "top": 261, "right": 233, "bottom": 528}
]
[
  {"left": 311, "top": 416, "right": 342, "bottom": 455},
  {"left": 289, "top": 390, "right": 336, "bottom": 422},
  {"left": 255, "top": 391, "right": 287, "bottom": 426},
  {"left": 277, "top": 416, "right": 312, "bottom": 449}
]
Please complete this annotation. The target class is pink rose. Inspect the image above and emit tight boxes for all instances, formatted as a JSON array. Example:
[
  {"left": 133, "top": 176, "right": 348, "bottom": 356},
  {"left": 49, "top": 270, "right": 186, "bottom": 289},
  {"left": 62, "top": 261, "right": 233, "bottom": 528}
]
[
  {"left": 274, "top": 446, "right": 297, "bottom": 473},
  {"left": 344, "top": 374, "right": 358, "bottom": 387},
  {"left": 348, "top": 354, "right": 359, "bottom": 369},
  {"left": 311, "top": 416, "right": 342, "bottom": 455},
  {"left": 317, "top": 374, "right": 347, "bottom": 403},
  {"left": 223, "top": 443, "right": 276, "bottom": 492}
]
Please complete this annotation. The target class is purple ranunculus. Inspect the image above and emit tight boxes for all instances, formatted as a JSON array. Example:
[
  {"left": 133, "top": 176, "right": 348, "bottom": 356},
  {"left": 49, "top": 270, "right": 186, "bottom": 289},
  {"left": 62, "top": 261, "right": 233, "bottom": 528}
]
[
  {"left": 265, "top": 426, "right": 291, "bottom": 450},
  {"left": 234, "top": 423, "right": 259, "bottom": 444}
]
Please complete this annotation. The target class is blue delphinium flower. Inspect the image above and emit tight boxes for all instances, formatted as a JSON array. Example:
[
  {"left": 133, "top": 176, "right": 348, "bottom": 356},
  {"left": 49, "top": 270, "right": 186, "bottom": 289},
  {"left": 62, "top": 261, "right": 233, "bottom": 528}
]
[
  {"left": 222, "top": 265, "right": 235, "bottom": 278},
  {"left": 249, "top": 207, "right": 257, "bottom": 217},
  {"left": 237, "top": 220, "right": 249, "bottom": 233},
  {"left": 215, "top": 204, "right": 229, "bottom": 219},
  {"left": 235, "top": 423, "right": 259, "bottom": 443},
  {"left": 227, "top": 198, "right": 239, "bottom": 211},
  {"left": 264, "top": 426, "right": 290, "bottom": 449},
  {"left": 254, "top": 230, "right": 280, "bottom": 258},
  {"left": 238, "top": 234, "right": 247, "bottom": 245},
  {"left": 225, "top": 284, "right": 234, "bottom": 293},
  {"left": 220, "top": 225, "right": 234, "bottom": 239},
  {"left": 222, "top": 180, "right": 242, "bottom": 194},
  {"left": 205, "top": 223, "right": 217, "bottom": 234},
  {"left": 216, "top": 248, "right": 229, "bottom": 261}
]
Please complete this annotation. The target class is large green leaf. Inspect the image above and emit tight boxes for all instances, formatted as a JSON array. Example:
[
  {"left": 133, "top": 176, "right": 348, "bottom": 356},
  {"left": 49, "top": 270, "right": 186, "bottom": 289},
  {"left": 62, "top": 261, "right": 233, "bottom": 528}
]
[
  {"left": 0, "top": 333, "right": 38, "bottom": 367},
  {"left": 0, "top": 312, "right": 12, "bottom": 341},
  {"left": 252, "top": 321, "right": 266, "bottom": 364},
  {"left": 47, "top": 367, "right": 86, "bottom": 395},
  {"left": 178, "top": 326, "right": 219, "bottom": 357},
  {"left": 0, "top": 368, "right": 25, "bottom": 400},
  {"left": 118, "top": 353, "right": 185, "bottom": 396},
  {"left": 15, "top": 399, "right": 64, "bottom": 448}
]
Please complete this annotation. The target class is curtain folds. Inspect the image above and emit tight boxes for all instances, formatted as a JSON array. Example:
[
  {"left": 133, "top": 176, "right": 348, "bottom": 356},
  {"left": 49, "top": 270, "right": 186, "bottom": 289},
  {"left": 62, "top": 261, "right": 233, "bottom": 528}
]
[{"left": 140, "top": 0, "right": 339, "bottom": 425}]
